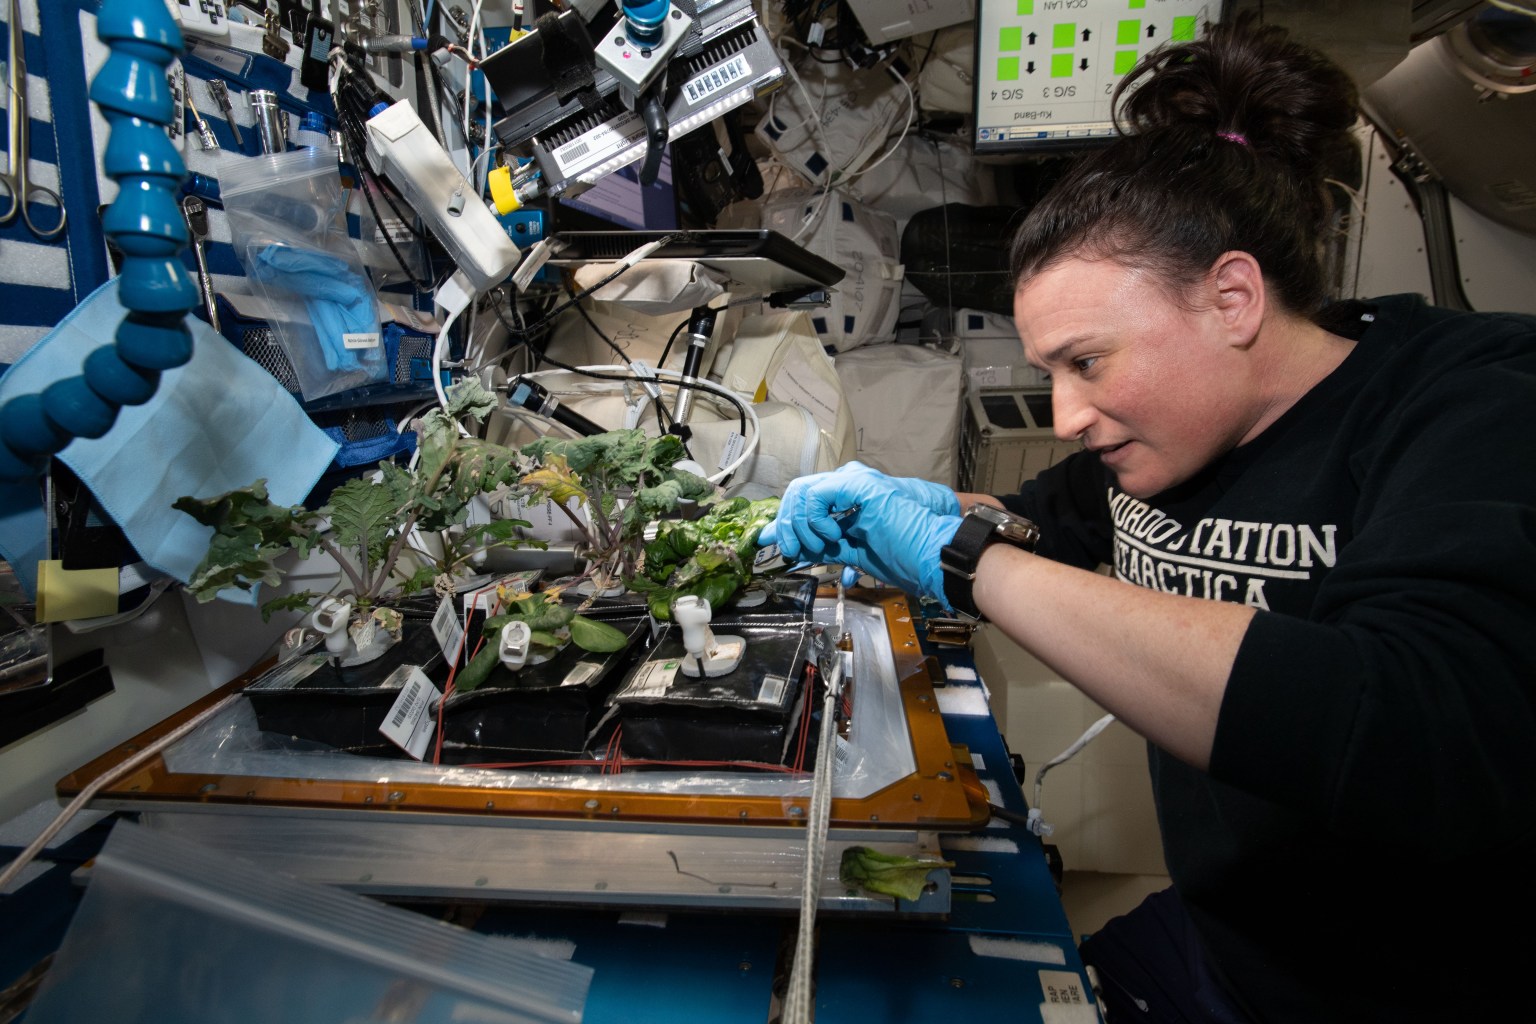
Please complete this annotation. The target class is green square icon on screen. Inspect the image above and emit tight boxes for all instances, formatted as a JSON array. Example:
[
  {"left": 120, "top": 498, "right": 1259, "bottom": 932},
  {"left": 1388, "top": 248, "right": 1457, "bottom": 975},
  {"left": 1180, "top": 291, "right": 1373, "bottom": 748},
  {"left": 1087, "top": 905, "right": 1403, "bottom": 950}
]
[
  {"left": 1117, "top": 19, "right": 1140, "bottom": 45},
  {"left": 1017, "top": 0, "right": 1033, "bottom": 13},
  {"left": 1129, "top": 0, "right": 1144, "bottom": 7},
  {"left": 998, "top": 57, "right": 1020, "bottom": 81},
  {"left": 1053, "top": 22, "right": 1075, "bottom": 48},
  {"left": 1001, "top": 27, "right": 1022, "bottom": 50},
  {"left": 1173, "top": 15, "right": 1197, "bottom": 40},
  {"left": 1114, "top": 49, "right": 1138, "bottom": 74},
  {"left": 1051, "top": 52, "right": 1073, "bottom": 77}
]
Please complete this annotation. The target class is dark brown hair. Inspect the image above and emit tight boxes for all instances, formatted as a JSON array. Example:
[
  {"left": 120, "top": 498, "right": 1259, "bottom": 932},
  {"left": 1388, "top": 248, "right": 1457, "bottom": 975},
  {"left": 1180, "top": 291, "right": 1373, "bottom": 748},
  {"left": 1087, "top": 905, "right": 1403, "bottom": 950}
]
[{"left": 1008, "top": 15, "right": 1360, "bottom": 316}]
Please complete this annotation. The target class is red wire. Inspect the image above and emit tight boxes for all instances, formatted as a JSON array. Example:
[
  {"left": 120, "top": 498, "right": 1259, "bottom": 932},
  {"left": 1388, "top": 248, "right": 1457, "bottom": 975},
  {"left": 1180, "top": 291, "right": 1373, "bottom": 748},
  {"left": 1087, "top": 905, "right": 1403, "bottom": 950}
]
[
  {"left": 432, "top": 584, "right": 504, "bottom": 765},
  {"left": 792, "top": 665, "right": 815, "bottom": 772},
  {"left": 460, "top": 758, "right": 807, "bottom": 774}
]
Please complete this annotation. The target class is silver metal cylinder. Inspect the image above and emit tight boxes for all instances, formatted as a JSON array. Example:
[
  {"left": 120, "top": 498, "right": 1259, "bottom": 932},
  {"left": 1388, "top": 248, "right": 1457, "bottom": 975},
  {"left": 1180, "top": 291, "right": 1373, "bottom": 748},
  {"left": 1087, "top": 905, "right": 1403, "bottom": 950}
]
[{"left": 248, "top": 90, "right": 288, "bottom": 154}]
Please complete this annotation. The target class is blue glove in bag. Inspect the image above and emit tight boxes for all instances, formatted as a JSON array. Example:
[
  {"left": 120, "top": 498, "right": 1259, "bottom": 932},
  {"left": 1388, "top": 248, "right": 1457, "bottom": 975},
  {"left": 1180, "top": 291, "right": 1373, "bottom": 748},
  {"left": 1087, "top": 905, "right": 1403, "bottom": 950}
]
[
  {"left": 759, "top": 464, "right": 962, "bottom": 606},
  {"left": 248, "top": 245, "right": 382, "bottom": 373}
]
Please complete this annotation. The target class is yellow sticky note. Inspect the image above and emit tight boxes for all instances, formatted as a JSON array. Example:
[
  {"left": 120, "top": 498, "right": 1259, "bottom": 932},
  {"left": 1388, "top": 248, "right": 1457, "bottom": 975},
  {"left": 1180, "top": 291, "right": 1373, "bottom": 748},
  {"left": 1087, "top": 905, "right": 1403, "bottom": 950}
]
[{"left": 35, "top": 561, "right": 119, "bottom": 623}]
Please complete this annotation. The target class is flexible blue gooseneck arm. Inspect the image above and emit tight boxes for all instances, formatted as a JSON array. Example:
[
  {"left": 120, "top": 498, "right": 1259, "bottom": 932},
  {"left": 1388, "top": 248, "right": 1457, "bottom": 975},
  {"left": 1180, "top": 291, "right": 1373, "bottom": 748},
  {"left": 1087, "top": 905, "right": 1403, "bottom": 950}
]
[{"left": 0, "top": 0, "right": 194, "bottom": 480}]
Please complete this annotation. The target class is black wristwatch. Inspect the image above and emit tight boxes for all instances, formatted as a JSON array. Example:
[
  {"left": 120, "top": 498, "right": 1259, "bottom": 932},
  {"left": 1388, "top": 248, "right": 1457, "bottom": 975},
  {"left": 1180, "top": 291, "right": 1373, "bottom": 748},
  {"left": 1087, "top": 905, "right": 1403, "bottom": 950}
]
[{"left": 940, "top": 504, "right": 1040, "bottom": 620}]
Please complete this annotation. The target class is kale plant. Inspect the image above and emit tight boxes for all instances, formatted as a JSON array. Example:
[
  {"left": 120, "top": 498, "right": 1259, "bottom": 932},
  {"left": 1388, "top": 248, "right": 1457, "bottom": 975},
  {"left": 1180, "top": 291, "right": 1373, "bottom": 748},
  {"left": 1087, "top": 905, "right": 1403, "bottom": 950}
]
[
  {"left": 175, "top": 379, "right": 537, "bottom": 618},
  {"left": 518, "top": 430, "right": 716, "bottom": 589}
]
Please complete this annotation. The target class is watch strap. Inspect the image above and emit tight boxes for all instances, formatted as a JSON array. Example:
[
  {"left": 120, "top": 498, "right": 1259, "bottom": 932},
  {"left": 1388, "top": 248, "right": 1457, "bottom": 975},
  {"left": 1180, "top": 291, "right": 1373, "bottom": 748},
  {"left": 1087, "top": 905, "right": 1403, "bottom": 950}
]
[{"left": 940, "top": 513, "right": 1000, "bottom": 619}]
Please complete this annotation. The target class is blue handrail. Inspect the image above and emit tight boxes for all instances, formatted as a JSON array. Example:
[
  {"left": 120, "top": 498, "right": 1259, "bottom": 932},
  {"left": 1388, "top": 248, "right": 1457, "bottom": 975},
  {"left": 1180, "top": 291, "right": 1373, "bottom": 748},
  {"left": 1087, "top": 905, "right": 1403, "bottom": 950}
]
[{"left": 0, "top": 0, "right": 194, "bottom": 480}]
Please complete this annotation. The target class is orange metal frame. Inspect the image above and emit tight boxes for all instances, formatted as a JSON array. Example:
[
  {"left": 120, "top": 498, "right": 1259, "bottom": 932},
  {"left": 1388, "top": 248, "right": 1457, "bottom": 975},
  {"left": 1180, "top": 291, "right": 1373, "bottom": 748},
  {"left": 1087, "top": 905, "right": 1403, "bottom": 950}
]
[{"left": 58, "top": 590, "right": 990, "bottom": 830}]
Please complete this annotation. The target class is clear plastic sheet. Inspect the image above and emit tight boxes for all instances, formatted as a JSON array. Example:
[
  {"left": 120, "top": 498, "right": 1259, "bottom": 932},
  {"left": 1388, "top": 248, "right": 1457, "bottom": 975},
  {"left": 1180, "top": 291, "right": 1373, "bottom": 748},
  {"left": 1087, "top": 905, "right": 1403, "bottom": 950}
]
[
  {"left": 23, "top": 821, "right": 592, "bottom": 1024},
  {"left": 163, "top": 599, "right": 915, "bottom": 800}
]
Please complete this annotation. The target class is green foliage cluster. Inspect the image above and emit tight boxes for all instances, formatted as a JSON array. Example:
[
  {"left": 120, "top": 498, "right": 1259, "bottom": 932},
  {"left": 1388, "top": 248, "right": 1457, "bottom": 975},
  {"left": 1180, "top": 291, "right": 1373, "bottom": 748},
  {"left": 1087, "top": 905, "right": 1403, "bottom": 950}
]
[
  {"left": 453, "top": 589, "right": 631, "bottom": 693},
  {"left": 173, "top": 381, "right": 774, "bottom": 653},
  {"left": 839, "top": 846, "right": 955, "bottom": 902},
  {"left": 626, "top": 497, "right": 780, "bottom": 620},
  {"left": 519, "top": 431, "right": 716, "bottom": 582},
  {"left": 175, "top": 380, "right": 536, "bottom": 618}
]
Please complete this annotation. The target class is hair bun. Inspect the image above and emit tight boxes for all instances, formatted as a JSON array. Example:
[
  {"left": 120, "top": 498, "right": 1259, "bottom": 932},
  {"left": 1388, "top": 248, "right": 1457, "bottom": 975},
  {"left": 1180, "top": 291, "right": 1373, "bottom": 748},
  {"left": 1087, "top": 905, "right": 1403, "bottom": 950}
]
[{"left": 1115, "top": 15, "right": 1358, "bottom": 175}]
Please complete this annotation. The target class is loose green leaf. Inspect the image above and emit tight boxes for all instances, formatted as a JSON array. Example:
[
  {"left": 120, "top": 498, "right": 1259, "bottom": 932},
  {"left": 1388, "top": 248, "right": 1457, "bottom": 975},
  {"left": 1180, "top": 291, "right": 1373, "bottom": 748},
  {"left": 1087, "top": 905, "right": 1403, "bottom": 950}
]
[
  {"left": 456, "top": 637, "right": 502, "bottom": 693},
  {"left": 568, "top": 614, "right": 629, "bottom": 652},
  {"left": 839, "top": 846, "right": 955, "bottom": 903}
]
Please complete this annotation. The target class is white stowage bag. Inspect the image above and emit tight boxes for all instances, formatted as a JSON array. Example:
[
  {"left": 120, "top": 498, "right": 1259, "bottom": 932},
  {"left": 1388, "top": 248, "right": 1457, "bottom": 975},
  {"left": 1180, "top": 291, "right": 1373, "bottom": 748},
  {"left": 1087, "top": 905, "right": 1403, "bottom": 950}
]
[
  {"left": 848, "top": 135, "right": 1000, "bottom": 235},
  {"left": 753, "top": 59, "right": 908, "bottom": 185},
  {"left": 758, "top": 188, "right": 903, "bottom": 352},
  {"left": 540, "top": 297, "right": 740, "bottom": 373},
  {"left": 913, "top": 25, "right": 976, "bottom": 115},
  {"left": 484, "top": 309, "right": 854, "bottom": 498},
  {"left": 919, "top": 307, "right": 1045, "bottom": 391},
  {"left": 834, "top": 341, "right": 964, "bottom": 486}
]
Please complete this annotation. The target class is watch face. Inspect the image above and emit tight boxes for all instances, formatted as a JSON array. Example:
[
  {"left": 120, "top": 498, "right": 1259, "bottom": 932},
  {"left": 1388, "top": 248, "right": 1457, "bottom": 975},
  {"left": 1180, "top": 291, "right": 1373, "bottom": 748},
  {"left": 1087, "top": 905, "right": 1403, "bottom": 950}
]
[
  {"left": 966, "top": 504, "right": 1040, "bottom": 547},
  {"left": 968, "top": 504, "right": 1011, "bottom": 527}
]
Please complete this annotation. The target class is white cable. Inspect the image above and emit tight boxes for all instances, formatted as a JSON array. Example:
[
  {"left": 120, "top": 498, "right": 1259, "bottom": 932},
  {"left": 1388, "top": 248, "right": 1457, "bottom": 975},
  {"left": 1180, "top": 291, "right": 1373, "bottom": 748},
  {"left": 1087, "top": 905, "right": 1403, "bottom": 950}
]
[
  {"left": 1032, "top": 712, "right": 1117, "bottom": 813},
  {"left": 432, "top": 301, "right": 462, "bottom": 415},
  {"left": 783, "top": 622, "right": 846, "bottom": 1024},
  {"left": 62, "top": 578, "right": 174, "bottom": 634},
  {"left": 841, "top": 65, "right": 915, "bottom": 182},
  {"left": 0, "top": 694, "right": 242, "bottom": 893},
  {"left": 463, "top": 0, "right": 487, "bottom": 179},
  {"left": 523, "top": 365, "right": 762, "bottom": 483}
]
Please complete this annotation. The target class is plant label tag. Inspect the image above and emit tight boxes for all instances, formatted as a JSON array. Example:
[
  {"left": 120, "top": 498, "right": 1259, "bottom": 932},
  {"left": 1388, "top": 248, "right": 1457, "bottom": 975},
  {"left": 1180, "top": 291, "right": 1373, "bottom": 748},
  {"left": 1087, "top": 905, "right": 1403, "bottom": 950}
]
[
  {"left": 380, "top": 666, "right": 440, "bottom": 760},
  {"left": 756, "top": 671, "right": 786, "bottom": 705},
  {"left": 433, "top": 595, "right": 465, "bottom": 663},
  {"left": 622, "top": 658, "right": 682, "bottom": 697},
  {"left": 562, "top": 661, "right": 602, "bottom": 687}
]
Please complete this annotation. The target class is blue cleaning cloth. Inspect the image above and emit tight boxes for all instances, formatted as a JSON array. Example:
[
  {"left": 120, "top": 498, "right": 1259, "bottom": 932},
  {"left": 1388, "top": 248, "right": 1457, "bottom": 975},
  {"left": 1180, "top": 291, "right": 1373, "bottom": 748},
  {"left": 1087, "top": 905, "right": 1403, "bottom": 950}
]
[
  {"left": 0, "top": 279, "right": 340, "bottom": 601},
  {"left": 248, "top": 244, "right": 384, "bottom": 374}
]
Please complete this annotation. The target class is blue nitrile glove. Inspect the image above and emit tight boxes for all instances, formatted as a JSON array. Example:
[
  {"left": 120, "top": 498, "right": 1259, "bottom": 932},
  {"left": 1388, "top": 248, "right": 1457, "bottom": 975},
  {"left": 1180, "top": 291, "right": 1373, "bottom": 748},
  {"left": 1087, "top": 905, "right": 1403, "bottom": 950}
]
[
  {"left": 758, "top": 462, "right": 959, "bottom": 554},
  {"left": 759, "top": 465, "right": 961, "bottom": 605},
  {"left": 842, "top": 461, "right": 961, "bottom": 517},
  {"left": 248, "top": 244, "right": 382, "bottom": 373}
]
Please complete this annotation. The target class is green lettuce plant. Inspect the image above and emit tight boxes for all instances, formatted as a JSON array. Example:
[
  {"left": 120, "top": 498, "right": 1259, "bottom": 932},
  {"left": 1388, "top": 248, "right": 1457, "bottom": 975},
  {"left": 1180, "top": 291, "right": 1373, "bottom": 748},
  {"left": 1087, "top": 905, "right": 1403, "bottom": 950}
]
[{"left": 625, "top": 496, "right": 781, "bottom": 620}]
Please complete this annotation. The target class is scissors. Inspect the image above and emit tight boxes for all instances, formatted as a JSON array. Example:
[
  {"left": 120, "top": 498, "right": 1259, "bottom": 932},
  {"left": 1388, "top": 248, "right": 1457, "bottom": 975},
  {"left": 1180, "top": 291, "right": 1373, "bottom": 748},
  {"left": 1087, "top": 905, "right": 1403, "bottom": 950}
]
[{"left": 1, "top": 0, "right": 66, "bottom": 240}]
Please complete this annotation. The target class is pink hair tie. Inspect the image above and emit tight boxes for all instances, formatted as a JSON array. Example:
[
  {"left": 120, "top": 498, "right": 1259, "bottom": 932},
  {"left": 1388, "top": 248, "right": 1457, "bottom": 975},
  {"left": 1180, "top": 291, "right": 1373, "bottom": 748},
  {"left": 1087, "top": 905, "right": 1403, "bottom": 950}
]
[{"left": 1217, "top": 130, "right": 1249, "bottom": 146}]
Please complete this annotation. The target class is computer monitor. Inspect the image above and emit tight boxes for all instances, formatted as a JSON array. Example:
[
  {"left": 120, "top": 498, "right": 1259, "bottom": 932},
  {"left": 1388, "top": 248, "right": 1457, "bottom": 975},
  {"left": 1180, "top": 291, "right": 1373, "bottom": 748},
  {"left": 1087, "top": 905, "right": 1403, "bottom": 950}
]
[{"left": 973, "top": 0, "right": 1214, "bottom": 155}]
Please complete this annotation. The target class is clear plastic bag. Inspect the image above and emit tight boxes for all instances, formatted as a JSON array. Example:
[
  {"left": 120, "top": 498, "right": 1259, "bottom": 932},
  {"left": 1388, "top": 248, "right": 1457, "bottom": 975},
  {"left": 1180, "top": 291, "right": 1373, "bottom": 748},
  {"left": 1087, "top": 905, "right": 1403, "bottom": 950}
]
[{"left": 220, "top": 146, "right": 387, "bottom": 400}]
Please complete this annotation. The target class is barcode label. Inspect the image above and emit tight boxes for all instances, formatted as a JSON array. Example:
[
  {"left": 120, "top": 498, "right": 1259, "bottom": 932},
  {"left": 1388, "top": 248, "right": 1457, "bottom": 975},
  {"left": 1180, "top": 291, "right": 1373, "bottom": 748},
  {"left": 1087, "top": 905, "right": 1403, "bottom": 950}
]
[
  {"left": 379, "top": 667, "right": 441, "bottom": 760},
  {"left": 551, "top": 111, "right": 645, "bottom": 179},
  {"left": 391, "top": 677, "right": 422, "bottom": 728},
  {"left": 718, "top": 430, "right": 745, "bottom": 471},
  {"left": 683, "top": 55, "right": 750, "bottom": 105},
  {"left": 432, "top": 595, "right": 465, "bottom": 663}
]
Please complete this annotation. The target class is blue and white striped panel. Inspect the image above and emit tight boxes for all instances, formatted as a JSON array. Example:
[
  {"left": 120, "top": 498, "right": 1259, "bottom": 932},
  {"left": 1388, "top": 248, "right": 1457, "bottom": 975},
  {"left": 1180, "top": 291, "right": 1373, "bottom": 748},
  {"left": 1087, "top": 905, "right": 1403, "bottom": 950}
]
[{"left": 0, "top": 0, "right": 82, "bottom": 365}]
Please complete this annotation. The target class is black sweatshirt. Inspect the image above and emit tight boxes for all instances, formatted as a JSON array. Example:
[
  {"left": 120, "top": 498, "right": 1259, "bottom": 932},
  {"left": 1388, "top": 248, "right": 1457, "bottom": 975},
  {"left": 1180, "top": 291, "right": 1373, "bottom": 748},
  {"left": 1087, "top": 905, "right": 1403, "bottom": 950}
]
[{"left": 1002, "top": 294, "right": 1536, "bottom": 1023}]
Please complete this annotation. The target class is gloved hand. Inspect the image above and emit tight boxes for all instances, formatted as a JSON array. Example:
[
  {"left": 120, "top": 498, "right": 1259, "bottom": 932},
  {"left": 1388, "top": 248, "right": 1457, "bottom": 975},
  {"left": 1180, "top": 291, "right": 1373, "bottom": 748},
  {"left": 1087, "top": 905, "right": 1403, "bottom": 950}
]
[
  {"left": 758, "top": 464, "right": 962, "bottom": 605},
  {"left": 758, "top": 462, "right": 958, "bottom": 554},
  {"left": 844, "top": 461, "right": 962, "bottom": 518}
]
